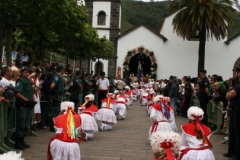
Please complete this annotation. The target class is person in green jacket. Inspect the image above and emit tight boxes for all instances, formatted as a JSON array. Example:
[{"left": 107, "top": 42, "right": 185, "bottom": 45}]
[
  {"left": 72, "top": 71, "right": 83, "bottom": 112},
  {"left": 15, "top": 66, "right": 34, "bottom": 150},
  {"left": 49, "top": 66, "right": 64, "bottom": 132}
]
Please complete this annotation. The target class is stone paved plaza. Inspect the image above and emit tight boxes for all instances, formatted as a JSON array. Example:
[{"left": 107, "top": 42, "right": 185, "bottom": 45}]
[{"left": 17, "top": 100, "right": 228, "bottom": 160}]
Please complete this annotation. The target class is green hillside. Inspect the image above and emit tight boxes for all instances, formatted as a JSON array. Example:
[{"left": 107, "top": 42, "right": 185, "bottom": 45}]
[{"left": 121, "top": 0, "right": 240, "bottom": 39}]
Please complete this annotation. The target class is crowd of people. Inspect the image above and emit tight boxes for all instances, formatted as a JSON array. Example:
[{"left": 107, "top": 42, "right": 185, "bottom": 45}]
[{"left": 0, "top": 57, "right": 239, "bottom": 160}]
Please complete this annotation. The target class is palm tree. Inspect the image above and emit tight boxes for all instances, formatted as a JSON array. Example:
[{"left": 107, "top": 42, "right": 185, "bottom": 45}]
[{"left": 168, "top": 0, "right": 240, "bottom": 75}]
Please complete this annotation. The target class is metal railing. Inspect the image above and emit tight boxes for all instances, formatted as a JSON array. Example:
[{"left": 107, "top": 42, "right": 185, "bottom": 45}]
[{"left": 0, "top": 99, "right": 38, "bottom": 153}]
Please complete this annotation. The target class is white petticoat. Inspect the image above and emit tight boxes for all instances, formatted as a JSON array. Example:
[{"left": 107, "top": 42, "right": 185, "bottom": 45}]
[
  {"left": 116, "top": 103, "right": 127, "bottom": 118},
  {"left": 149, "top": 122, "right": 172, "bottom": 140},
  {"left": 141, "top": 98, "right": 148, "bottom": 106},
  {"left": 80, "top": 114, "right": 98, "bottom": 132},
  {"left": 50, "top": 139, "right": 81, "bottom": 160},
  {"left": 180, "top": 148, "right": 215, "bottom": 160},
  {"left": 146, "top": 105, "right": 153, "bottom": 115},
  {"left": 95, "top": 108, "right": 117, "bottom": 124},
  {"left": 170, "top": 116, "right": 178, "bottom": 132}
]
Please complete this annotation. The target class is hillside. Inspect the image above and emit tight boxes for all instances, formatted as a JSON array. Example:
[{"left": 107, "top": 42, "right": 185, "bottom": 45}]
[{"left": 121, "top": 0, "right": 240, "bottom": 39}]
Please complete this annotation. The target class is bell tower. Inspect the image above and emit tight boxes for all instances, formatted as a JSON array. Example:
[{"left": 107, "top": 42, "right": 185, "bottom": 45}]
[{"left": 85, "top": 0, "right": 121, "bottom": 76}]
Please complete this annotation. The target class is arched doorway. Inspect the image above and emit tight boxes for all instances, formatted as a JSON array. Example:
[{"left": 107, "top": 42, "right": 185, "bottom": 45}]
[
  {"left": 95, "top": 61, "right": 103, "bottom": 74},
  {"left": 128, "top": 53, "right": 151, "bottom": 76},
  {"left": 122, "top": 46, "right": 158, "bottom": 79}
]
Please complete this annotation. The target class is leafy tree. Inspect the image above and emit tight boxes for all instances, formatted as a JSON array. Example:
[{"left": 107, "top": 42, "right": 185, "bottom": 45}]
[{"left": 168, "top": 0, "right": 240, "bottom": 75}]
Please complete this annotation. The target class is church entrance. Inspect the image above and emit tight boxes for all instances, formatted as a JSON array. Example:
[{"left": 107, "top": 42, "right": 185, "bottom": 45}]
[
  {"left": 128, "top": 53, "right": 151, "bottom": 76},
  {"left": 122, "top": 46, "right": 158, "bottom": 80}
]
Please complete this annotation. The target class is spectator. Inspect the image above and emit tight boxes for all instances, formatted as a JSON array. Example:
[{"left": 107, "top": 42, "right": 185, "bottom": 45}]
[
  {"left": 39, "top": 73, "right": 52, "bottom": 129},
  {"left": 169, "top": 78, "right": 179, "bottom": 116},
  {"left": 15, "top": 66, "right": 34, "bottom": 150},
  {"left": 198, "top": 69, "right": 210, "bottom": 126},
  {"left": 224, "top": 66, "right": 240, "bottom": 159},
  {"left": 49, "top": 66, "right": 65, "bottom": 132},
  {"left": 96, "top": 72, "right": 109, "bottom": 109}
]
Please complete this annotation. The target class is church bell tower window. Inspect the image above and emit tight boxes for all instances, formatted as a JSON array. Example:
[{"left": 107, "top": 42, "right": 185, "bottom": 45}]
[{"left": 97, "top": 11, "right": 106, "bottom": 25}]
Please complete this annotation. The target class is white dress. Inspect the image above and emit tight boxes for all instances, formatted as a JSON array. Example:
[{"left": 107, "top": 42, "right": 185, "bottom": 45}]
[
  {"left": 116, "top": 96, "right": 127, "bottom": 119},
  {"left": 95, "top": 101, "right": 117, "bottom": 124},
  {"left": 50, "top": 113, "right": 81, "bottom": 160},
  {"left": 149, "top": 105, "right": 173, "bottom": 140},
  {"left": 34, "top": 94, "right": 41, "bottom": 114},
  {"left": 80, "top": 112, "right": 98, "bottom": 132},
  {"left": 180, "top": 126, "right": 214, "bottom": 160}
]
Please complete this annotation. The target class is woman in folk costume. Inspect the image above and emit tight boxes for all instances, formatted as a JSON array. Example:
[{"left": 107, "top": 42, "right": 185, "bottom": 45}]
[
  {"left": 124, "top": 86, "right": 133, "bottom": 106},
  {"left": 149, "top": 96, "right": 173, "bottom": 140},
  {"left": 95, "top": 93, "right": 117, "bottom": 131},
  {"left": 150, "top": 131, "right": 181, "bottom": 160},
  {"left": 0, "top": 151, "right": 24, "bottom": 160},
  {"left": 115, "top": 91, "right": 128, "bottom": 120},
  {"left": 146, "top": 90, "right": 156, "bottom": 115},
  {"left": 140, "top": 89, "right": 148, "bottom": 106},
  {"left": 131, "top": 86, "right": 137, "bottom": 101},
  {"left": 47, "top": 101, "right": 81, "bottom": 160},
  {"left": 161, "top": 97, "right": 178, "bottom": 132},
  {"left": 179, "top": 106, "right": 214, "bottom": 160},
  {"left": 78, "top": 94, "right": 98, "bottom": 141}
]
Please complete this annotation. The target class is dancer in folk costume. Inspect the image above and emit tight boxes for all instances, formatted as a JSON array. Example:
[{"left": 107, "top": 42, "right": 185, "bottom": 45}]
[
  {"left": 161, "top": 97, "right": 178, "bottom": 132},
  {"left": 116, "top": 91, "right": 127, "bottom": 120},
  {"left": 179, "top": 106, "right": 214, "bottom": 160},
  {"left": 149, "top": 96, "right": 173, "bottom": 140},
  {"left": 140, "top": 89, "right": 148, "bottom": 106},
  {"left": 0, "top": 151, "right": 24, "bottom": 160},
  {"left": 150, "top": 131, "right": 181, "bottom": 160},
  {"left": 146, "top": 90, "right": 156, "bottom": 114},
  {"left": 78, "top": 94, "right": 98, "bottom": 141},
  {"left": 146, "top": 94, "right": 162, "bottom": 116},
  {"left": 131, "top": 86, "right": 137, "bottom": 101},
  {"left": 47, "top": 102, "right": 81, "bottom": 160},
  {"left": 95, "top": 93, "right": 117, "bottom": 131},
  {"left": 124, "top": 86, "right": 133, "bottom": 106}
]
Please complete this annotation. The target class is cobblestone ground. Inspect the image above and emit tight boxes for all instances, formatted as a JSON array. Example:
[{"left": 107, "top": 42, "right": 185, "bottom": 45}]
[{"left": 16, "top": 100, "right": 228, "bottom": 160}]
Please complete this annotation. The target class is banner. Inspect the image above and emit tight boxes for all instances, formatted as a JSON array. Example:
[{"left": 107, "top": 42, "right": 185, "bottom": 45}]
[{"left": 117, "top": 66, "right": 121, "bottom": 79}]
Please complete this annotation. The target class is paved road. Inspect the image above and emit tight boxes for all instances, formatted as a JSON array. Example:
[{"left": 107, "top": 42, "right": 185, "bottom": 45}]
[{"left": 18, "top": 100, "right": 228, "bottom": 160}]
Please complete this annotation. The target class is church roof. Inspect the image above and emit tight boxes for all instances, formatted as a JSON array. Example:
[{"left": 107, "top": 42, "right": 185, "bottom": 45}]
[
  {"left": 225, "top": 33, "right": 240, "bottom": 45},
  {"left": 117, "top": 23, "right": 168, "bottom": 42}
]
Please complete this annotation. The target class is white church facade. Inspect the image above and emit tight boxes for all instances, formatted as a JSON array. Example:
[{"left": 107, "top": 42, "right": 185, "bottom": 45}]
[{"left": 86, "top": 0, "right": 240, "bottom": 80}]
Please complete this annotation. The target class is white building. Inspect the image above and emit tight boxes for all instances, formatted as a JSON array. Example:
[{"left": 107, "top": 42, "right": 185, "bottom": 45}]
[
  {"left": 86, "top": 0, "right": 240, "bottom": 80},
  {"left": 116, "top": 12, "right": 240, "bottom": 80}
]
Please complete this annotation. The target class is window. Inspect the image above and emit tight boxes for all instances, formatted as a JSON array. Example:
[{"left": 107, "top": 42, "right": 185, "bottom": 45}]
[{"left": 98, "top": 11, "right": 106, "bottom": 25}]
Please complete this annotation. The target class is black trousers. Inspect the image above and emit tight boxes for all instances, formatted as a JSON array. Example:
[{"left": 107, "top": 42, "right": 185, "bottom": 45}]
[
  {"left": 98, "top": 91, "right": 107, "bottom": 109},
  {"left": 228, "top": 109, "right": 240, "bottom": 158},
  {"left": 199, "top": 97, "right": 209, "bottom": 126},
  {"left": 183, "top": 96, "right": 191, "bottom": 116}
]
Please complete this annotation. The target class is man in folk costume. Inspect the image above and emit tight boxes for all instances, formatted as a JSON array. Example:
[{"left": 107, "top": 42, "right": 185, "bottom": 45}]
[
  {"left": 95, "top": 93, "right": 117, "bottom": 131},
  {"left": 140, "top": 89, "right": 148, "bottom": 106},
  {"left": 124, "top": 86, "right": 133, "bottom": 106},
  {"left": 78, "top": 94, "right": 98, "bottom": 141},
  {"left": 115, "top": 91, "right": 128, "bottom": 120},
  {"left": 179, "top": 106, "right": 214, "bottom": 160},
  {"left": 150, "top": 131, "right": 181, "bottom": 160},
  {"left": 47, "top": 102, "right": 81, "bottom": 160},
  {"left": 161, "top": 97, "right": 178, "bottom": 132},
  {"left": 149, "top": 96, "right": 173, "bottom": 140}
]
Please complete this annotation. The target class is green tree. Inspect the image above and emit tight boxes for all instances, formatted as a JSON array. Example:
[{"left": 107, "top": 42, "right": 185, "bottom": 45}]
[{"left": 168, "top": 0, "right": 240, "bottom": 75}]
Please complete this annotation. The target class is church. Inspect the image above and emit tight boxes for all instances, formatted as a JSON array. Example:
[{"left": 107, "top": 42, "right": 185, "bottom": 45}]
[{"left": 85, "top": 0, "right": 240, "bottom": 80}]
